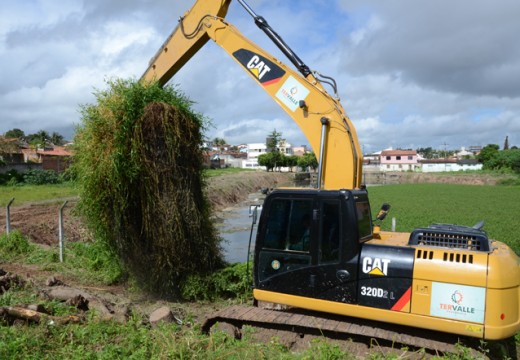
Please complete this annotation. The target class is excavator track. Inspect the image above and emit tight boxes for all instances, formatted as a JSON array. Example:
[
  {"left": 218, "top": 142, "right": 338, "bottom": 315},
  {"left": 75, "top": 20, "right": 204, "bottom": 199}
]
[{"left": 202, "top": 305, "right": 515, "bottom": 358}]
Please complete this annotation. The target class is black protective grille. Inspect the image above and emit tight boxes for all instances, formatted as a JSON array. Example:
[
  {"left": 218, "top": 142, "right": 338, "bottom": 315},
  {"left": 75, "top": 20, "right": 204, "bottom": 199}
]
[{"left": 408, "top": 223, "right": 490, "bottom": 252}]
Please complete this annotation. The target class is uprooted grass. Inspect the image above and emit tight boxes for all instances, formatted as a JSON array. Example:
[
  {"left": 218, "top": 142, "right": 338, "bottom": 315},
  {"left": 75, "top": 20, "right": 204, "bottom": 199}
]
[{"left": 72, "top": 79, "right": 224, "bottom": 297}]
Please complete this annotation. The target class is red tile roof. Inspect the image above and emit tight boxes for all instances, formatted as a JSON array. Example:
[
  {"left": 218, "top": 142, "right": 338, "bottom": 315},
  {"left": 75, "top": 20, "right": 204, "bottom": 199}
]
[{"left": 381, "top": 150, "right": 417, "bottom": 156}]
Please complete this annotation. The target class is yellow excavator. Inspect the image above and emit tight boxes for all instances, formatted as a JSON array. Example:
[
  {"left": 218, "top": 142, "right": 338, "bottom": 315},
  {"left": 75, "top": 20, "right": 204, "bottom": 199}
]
[{"left": 141, "top": 0, "right": 519, "bottom": 353}]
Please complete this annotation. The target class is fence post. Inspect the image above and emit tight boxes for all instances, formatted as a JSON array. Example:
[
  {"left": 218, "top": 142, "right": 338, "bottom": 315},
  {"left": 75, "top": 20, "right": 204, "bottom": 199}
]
[
  {"left": 6, "top": 198, "right": 15, "bottom": 235},
  {"left": 58, "top": 200, "right": 68, "bottom": 262}
]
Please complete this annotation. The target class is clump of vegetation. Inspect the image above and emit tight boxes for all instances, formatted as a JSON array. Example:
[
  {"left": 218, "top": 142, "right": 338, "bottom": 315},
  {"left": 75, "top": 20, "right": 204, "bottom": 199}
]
[
  {"left": 0, "top": 230, "right": 34, "bottom": 257},
  {"left": 181, "top": 262, "right": 251, "bottom": 301},
  {"left": 73, "top": 79, "right": 224, "bottom": 297},
  {"left": 479, "top": 144, "right": 520, "bottom": 174}
]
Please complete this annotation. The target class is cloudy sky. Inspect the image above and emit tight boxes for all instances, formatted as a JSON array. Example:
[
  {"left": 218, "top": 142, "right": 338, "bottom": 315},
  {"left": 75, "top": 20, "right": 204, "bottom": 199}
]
[{"left": 1, "top": 0, "right": 519, "bottom": 153}]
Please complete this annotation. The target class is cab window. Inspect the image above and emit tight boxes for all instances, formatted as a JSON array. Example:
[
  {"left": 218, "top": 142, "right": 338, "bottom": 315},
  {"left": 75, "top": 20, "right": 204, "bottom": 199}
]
[
  {"left": 319, "top": 200, "right": 340, "bottom": 263},
  {"left": 258, "top": 198, "right": 313, "bottom": 281},
  {"left": 262, "top": 198, "right": 313, "bottom": 251}
]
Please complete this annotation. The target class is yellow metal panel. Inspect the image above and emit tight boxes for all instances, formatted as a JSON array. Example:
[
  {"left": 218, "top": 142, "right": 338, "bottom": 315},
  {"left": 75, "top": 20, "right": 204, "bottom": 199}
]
[
  {"left": 142, "top": 0, "right": 231, "bottom": 86},
  {"left": 484, "top": 288, "right": 520, "bottom": 340},
  {"left": 411, "top": 279, "right": 432, "bottom": 316},
  {"left": 487, "top": 241, "right": 520, "bottom": 289},
  {"left": 413, "top": 250, "right": 488, "bottom": 287}
]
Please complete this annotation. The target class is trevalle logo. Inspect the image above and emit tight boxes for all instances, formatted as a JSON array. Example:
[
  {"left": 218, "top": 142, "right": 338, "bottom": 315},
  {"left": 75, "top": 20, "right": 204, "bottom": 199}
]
[{"left": 439, "top": 290, "right": 475, "bottom": 314}]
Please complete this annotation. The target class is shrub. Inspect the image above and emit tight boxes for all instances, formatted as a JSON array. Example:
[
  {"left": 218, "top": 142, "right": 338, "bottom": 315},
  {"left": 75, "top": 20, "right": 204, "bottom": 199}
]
[
  {"left": 0, "top": 169, "right": 24, "bottom": 185},
  {"left": 23, "top": 169, "right": 60, "bottom": 185},
  {"left": 181, "top": 262, "right": 251, "bottom": 301},
  {"left": 0, "top": 230, "right": 34, "bottom": 256},
  {"left": 73, "top": 79, "right": 223, "bottom": 297}
]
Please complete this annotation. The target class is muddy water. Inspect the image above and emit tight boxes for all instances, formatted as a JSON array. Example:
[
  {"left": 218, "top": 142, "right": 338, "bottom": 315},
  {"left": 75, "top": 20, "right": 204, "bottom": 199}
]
[{"left": 217, "top": 192, "right": 265, "bottom": 264}]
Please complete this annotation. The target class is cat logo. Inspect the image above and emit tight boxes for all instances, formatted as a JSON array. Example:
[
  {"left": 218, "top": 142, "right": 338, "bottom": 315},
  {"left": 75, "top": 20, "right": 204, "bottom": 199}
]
[
  {"left": 233, "top": 48, "right": 285, "bottom": 85},
  {"left": 247, "top": 55, "right": 271, "bottom": 80},
  {"left": 362, "top": 257, "right": 391, "bottom": 276}
]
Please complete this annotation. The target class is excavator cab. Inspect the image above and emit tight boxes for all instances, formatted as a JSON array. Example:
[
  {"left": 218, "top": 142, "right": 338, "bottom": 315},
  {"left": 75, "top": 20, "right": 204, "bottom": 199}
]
[{"left": 253, "top": 189, "right": 372, "bottom": 303}]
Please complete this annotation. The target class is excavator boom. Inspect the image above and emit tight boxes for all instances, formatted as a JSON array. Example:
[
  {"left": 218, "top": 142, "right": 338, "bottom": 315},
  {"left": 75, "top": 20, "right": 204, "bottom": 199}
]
[
  {"left": 142, "top": 0, "right": 363, "bottom": 190},
  {"left": 143, "top": 0, "right": 231, "bottom": 87}
]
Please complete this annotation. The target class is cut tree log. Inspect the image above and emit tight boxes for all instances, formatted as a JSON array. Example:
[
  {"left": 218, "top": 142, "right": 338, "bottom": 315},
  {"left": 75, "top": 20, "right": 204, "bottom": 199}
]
[
  {"left": 2, "top": 306, "right": 81, "bottom": 325},
  {"left": 41, "top": 286, "right": 113, "bottom": 317}
]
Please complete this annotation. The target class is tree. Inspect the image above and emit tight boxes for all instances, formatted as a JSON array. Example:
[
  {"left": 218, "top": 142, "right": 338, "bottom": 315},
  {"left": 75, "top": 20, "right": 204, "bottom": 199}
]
[
  {"left": 416, "top": 147, "right": 434, "bottom": 159},
  {"left": 212, "top": 137, "right": 226, "bottom": 152},
  {"left": 487, "top": 149, "right": 520, "bottom": 173},
  {"left": 257, "top": 151, "right": 284, "bottom": 172},
  {"left": 266, "top": 129, "right": 282, "bottom": 152},
  {"left": 285, "top": 155, "right": 298, "bottom": 172},
  {"left": 26, "top": 130, "right": 50, "bottom": 148},
  {"left": 297, "top": 152, "right": 318, "bottom": 172},
  {"left": 478, "top": 144, "right": 499, "bottom": 169},
  {"left": 50, "top": 132, "right": 65, "bottom": 146},
  {"left": 4, "top": 128, "right": 25, "bottom": 139},
  {"left": 504, "top": 136, "right": 509, "bottom": 150}
]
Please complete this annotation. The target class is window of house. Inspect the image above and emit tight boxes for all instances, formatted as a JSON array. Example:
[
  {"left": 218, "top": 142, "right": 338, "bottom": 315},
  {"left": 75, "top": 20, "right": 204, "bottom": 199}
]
[
  {"left": 396, "top": 156, "right": 401, "bottom": 160},
  {"left": 386, "top": 156, "right": 391, "bottom": 160},
  {"left": 408, "top": 156, "right": 413, "bottom": 160}
]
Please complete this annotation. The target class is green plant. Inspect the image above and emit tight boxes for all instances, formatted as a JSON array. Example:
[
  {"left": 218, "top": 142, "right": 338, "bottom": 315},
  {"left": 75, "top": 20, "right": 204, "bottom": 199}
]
[
  {"left": 0, "top": 169, "right": 23, "bottom": 185},
  {"left": 0, "top": 230, "right": 34, "bottom": 256},
  {"left": 73, "top": 78, "right": 223, "bottom": 297},
  {"left": 23, "top": 169, "right": 61, "bottom": 185},
  {"left": 181, "top": 262, "right": 252, "bottom": 301}
]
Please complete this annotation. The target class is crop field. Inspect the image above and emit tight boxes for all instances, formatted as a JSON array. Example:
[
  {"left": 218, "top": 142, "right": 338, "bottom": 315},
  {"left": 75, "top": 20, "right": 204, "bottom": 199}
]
[{"left": 368, "top": 183, "right": 520, "bottom": 254}]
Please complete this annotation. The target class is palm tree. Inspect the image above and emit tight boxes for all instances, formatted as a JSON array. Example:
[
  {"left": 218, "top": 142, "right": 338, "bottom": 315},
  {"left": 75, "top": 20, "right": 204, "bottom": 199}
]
[
  {"left": 212, "top": 137, "right": 226, "bottom": 153},
  {"left": 50, "top": 132, "right": 65, "bottom": 146},
  {"left": 30, "top": 130, "right": 50, "bottom": 148}
]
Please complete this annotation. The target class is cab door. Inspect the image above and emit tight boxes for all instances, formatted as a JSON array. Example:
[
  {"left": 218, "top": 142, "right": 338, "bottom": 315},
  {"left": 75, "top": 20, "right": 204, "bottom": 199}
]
[
  {"left": 311, "top": 197, "right": 360, "bottom": 304},
  {"left": 254, "top": 191, "right": 360, "bottom": 305}
]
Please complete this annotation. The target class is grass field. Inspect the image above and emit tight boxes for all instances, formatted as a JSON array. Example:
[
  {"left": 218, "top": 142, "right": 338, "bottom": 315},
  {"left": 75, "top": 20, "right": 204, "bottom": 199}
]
[
  {"left": 368, "top": 183, "right": 520, "bottom": 254},
  {"left": 0, "top": 183, "right": 78, "bottom": 206}
]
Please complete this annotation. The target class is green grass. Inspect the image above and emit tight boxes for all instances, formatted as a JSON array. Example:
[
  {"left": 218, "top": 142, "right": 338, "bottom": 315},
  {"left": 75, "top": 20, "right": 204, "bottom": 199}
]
[
  {"left": 204, "top": 167, "right": 255, "bottom": 177},
  {"left": 368, "top": 183, "right": 520, "bottom": 254},
  {"left": 0, "top": 313, "right": 355, "bottom": 360},
  {"left": 0, "top": 183, "right": 78, "bottom": 206}
]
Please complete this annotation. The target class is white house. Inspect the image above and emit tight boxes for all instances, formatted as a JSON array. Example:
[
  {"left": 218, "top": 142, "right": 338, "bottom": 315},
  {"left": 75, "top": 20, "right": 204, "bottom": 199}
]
[
  {"left": 420, "top": 159, "right": 483, "bottom": 172},
  {"left": 246, "top": 143, "right": 267, "bottom": 160}
]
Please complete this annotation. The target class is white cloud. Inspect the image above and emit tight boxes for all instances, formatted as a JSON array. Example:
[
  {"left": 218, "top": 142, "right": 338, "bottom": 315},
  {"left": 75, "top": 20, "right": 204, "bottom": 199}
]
[{"left": 0, "top": 0, "right": 519, "bottom": 152}]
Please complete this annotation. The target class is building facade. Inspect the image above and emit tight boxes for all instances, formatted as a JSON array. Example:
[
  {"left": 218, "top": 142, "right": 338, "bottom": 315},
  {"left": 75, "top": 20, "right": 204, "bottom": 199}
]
[{"left": 379, "top": 150, "right": 419, "bottom": 172}]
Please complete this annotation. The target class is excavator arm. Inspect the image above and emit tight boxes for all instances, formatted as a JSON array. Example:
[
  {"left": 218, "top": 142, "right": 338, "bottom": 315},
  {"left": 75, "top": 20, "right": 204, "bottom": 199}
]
[{"left": 141, "top": 0, "right": 363, "bottom": 190}]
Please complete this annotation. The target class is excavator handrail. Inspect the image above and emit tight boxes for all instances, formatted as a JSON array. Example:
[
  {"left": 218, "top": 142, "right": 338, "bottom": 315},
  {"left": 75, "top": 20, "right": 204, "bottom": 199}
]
[{"left": 141, "top": 0, "right": 363, "bottom": 190}]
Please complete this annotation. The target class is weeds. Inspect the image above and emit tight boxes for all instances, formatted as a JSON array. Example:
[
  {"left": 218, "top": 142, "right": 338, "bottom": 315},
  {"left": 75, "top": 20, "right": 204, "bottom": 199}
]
[
  {"left": 0, "top": 230, "right": 34, "bottom": 257},
  {"left": 181, "top": 262, "right": 251, "bottom": 302}
]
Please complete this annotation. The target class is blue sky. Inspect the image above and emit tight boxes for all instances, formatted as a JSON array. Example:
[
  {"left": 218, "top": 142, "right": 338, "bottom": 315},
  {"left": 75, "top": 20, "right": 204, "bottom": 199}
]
[{"left": 1, "top": 0, "right": 519, "bottom": 153}]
